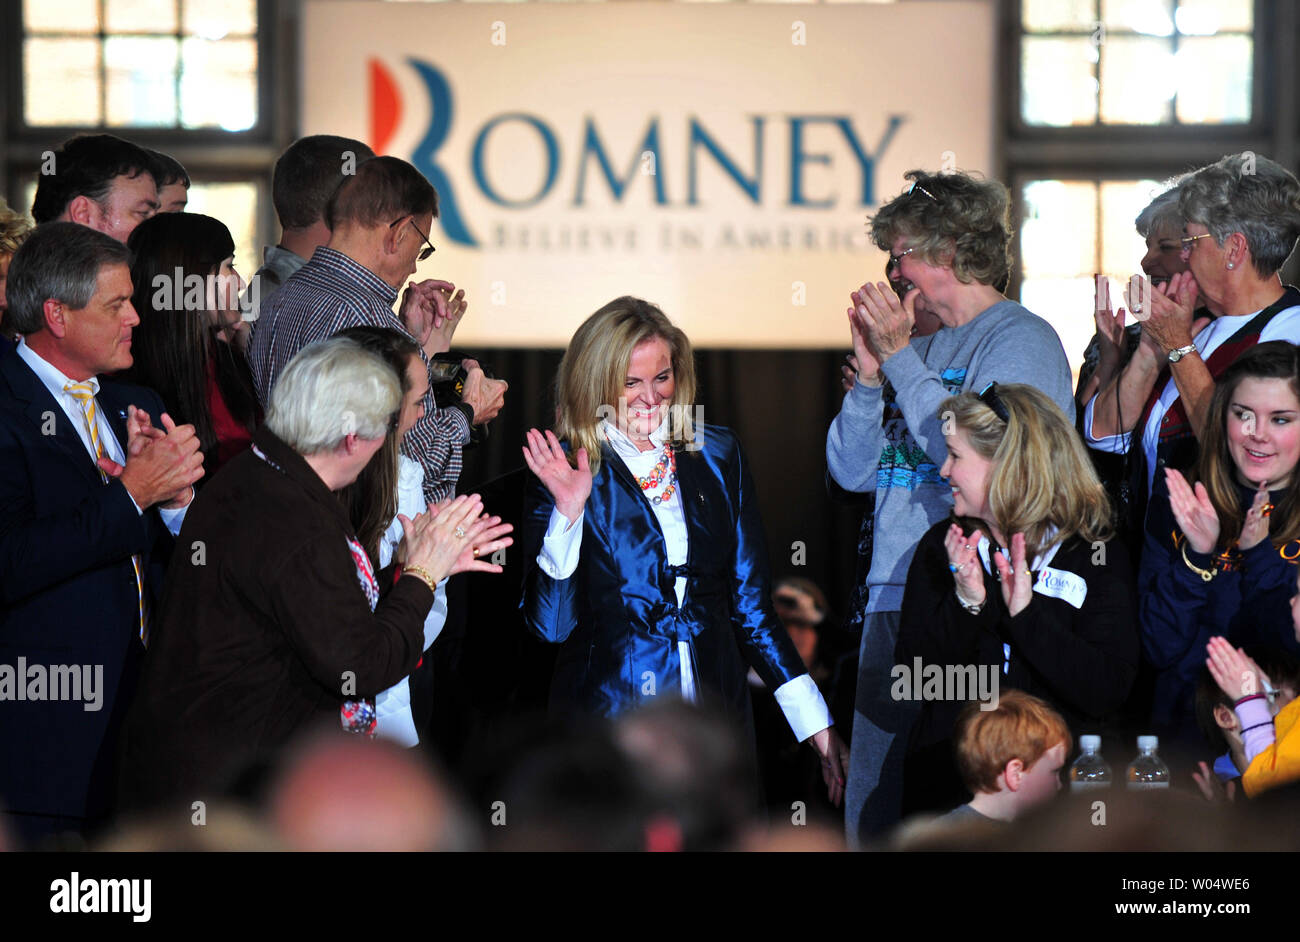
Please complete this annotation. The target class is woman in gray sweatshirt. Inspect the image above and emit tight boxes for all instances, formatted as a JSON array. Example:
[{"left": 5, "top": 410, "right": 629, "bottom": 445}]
[{"left": 828, "top": 168, "right": 1074, "bottom": 846}]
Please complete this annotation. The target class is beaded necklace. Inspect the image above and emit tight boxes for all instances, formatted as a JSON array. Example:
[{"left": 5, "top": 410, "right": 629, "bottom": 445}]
[{"left": 637, "top": 444, "right": 677, "bottom": 505}]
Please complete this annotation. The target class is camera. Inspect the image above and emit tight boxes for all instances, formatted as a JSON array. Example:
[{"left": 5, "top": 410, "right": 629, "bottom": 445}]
[{"left": 429, "top": 350, "right": 495, "bottom": 445}]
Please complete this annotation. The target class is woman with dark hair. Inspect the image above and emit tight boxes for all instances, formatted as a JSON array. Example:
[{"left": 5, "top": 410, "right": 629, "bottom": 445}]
[
  {"left": 1140, "top": 340, "right": 1300, "bottom": 743},
  {"left": 125, "top": 212, "right": 261, "bottom": 476},
  {"left": 335, "top": 325, "right": 447, "bottom": 747},
  {"left": 521, "top": 296, "right": 850, "bottom": 805}
]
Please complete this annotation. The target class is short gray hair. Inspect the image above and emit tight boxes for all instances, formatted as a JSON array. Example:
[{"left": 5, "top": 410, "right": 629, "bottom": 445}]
[
  {"left": 1179, "top": 153, "right": 1300, "bottom": 277},
  {"left": 265, "top": 337, "right": 401, "bottom": 456},
  {"left": 1135, "top": 183, "right": 1184, "bottom": 239},
  {"left": 5, "top": 221, "right": 130, "bottom": 335}
]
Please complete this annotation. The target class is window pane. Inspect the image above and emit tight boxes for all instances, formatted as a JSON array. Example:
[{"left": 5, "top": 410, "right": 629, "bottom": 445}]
[
  {"left": 1099, "top": 36, "right": 1175, "bottom": 124},
  {"left": 184, "top": 181, "right": 261, "bottom": 282},
  {"left": 106, "top": 38, "right": 179, "bottom": 126},
  {"left": 1022, "top": 0, "right": 1096, "bottom": 32},
  {"left": 1176, "top": 0, "right": 1252, "bottom": 35},
  {"left": 1022, "top": 181, "right": 1098, "bottom": 280},
  {"left": 1022, "top": 37, "right": 1098, "bottom": 126},
  {"left": 183, "top": 0, "right": 257, "bottom": 38},
  {"left": 1175, "top": 36, "right": 1251, "bottom": 123},
  {"left": 24, "top": 39, "right": 102, "bottom": 126},
  {"left": 1102, "top": 0, "right": 1173, "bottom": 36},
  {"left": 180, "top": 37, "right": 258, "bottom": 130},
  {"left": 106, "top": 0, "right": 179, "bottom": 34},
  {"left": 1020, "top": 181, "right": 1099, "bottom": 376},
  {"left": 1100, "top": 179, "right": 1161, "bottom": 277},
  {"left": 24, "top": 0, "right": 100, "bottom": 33}
]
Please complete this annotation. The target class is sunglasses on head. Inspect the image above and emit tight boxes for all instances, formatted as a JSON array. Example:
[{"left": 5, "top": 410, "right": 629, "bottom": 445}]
[{"left": 978, "top": 382, "right": 1010, "bottom": 423}]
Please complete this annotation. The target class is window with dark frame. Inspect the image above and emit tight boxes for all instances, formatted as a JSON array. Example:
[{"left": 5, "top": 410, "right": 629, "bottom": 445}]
[
  {"left": 22, "top": 0, "right": 258, "bottom": 130},
  {"left": 1019, "top": 0, "right": 1254, "bottom": 126}
]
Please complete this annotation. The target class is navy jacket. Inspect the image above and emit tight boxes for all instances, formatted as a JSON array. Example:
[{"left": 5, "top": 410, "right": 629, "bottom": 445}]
[
  {"left": 0, "top": 347, "right": 174, "bottom": 822},
  {"left": 1139, "top": 474, "right": 1300, "bottom": 738},
  {"left": 521, "top": 424, "right": 806, "bottom": 722}
]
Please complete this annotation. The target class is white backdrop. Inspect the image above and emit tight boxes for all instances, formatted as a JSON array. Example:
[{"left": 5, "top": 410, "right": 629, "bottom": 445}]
[{"left": 302, "top": 0, "right": 996, "bottom": 347}]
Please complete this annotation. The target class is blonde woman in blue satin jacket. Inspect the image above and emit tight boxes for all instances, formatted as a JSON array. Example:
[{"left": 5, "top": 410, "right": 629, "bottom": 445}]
[{"left": 520, "top": 296, "right": 850, "bottom": 805}]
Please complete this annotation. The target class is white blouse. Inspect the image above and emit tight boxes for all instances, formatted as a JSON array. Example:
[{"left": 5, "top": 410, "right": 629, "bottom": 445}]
[
  {"left": 537, "top": 419, "right": 830, "bottom": 742},
  {"left": 374, "top": 455, "right": 449, "bottom": 747}
]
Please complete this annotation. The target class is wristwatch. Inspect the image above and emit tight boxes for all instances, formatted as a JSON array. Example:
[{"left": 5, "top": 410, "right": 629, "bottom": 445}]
[{"left": 1168, "top": 344, "right": 1198, "bottom": 363}]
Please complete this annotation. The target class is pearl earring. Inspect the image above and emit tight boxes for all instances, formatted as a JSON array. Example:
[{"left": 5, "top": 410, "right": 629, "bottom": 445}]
[{"left": 1227, "top": 263, "right": 1235, "bottom": 269}]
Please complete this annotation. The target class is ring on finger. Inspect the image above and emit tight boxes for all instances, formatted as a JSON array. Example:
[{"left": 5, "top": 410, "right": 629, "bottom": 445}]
[{"left": 454, "top": 526, "right": 466, "bottom": 539}]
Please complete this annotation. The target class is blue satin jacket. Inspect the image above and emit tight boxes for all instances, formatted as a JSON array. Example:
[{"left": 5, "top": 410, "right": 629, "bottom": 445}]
[{"left": 521, "top": 423, "right": 805, "bottom": 720}]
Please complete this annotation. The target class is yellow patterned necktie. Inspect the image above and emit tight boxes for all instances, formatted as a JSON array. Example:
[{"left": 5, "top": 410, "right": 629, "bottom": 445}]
[{"left": 64, "top": 382, "right": 148, "bottom": 645}]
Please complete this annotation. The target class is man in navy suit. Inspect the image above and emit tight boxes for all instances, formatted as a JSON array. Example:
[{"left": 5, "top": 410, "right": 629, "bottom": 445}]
[{"left": 0, "top": 222, "right": 204, "bottom": 846}]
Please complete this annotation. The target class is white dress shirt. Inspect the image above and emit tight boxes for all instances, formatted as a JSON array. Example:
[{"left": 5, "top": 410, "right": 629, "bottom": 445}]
[
  {"left": 537, "top": 418, "right": 831, "bottom": 742},
  {"left": 17, "top": 338, "right": 188, "bottom": 537},
  {"left": 374, "top": 454, "right": 449, "bottom": 748}
]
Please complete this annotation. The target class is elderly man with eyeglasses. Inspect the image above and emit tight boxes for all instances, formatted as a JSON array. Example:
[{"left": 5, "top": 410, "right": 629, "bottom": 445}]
[{"left": 247, "top": 155, "right": 507, "bottom": 505}]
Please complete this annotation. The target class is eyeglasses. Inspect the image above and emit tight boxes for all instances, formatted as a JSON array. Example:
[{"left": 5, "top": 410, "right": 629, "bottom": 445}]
[
  {"left": 978, "top": 382, "right": 1010, "bottom": 423},
  {"left": 888, "top": 246, "right": 917, "bottom": 272},
  {"left": 1180, "top": 232, "right": 1214, "bottom": 251},
  {"left": 391, "top": 216, "right": 436, "bottom": 261}
]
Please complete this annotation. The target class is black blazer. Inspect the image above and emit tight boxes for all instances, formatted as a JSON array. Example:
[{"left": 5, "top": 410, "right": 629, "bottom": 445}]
[{"left": 0, "top": 347, "right": 174, "bottom": 822}]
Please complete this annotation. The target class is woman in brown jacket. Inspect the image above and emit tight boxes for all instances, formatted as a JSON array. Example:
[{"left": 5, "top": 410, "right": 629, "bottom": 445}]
[{"left": 119, "top": 336, "right": 511, "bottom": 811}]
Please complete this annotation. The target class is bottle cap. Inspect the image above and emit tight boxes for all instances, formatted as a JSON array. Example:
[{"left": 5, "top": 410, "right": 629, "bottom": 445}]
[
  {"left": 1080, "top": 734, "right": 1101, "bottom": 751},
  {"left": 1137, "top": 735, "right": 1158, "bottom": 751}
]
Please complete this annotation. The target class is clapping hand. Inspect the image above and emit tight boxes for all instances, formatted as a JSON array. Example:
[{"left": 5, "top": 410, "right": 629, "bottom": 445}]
[
  {"left": 853, "top": 281, "right": 916, "bottom": 363},
  {"left": 1165, "top": 467, "right": 1220, "bottom": 555},
  {"left": 944, "top": 523, "right": 985, "bottom": 607},
  {"left": 992, "top": 532, "right": 1033, "bottom": 617},
  {"left": 1206, "top": 635, "right": 1272, "bottom": 702},
  {"left": 1238, "top": 481, "right": 1272, "bottom": 552},
  {"left": 109, "top": 408, "right": 204, "bottom": 509},
  {"left": 522, "top": 428, "right": 592, "bottom": 525},
  {"left": 846, "top": 285, "right": 885, "bottom": 387},
  {"left": 1191, "top": 760, "right": 1237, "bottom": 803},
  {"left": 400, "top": 494, "right": 514, "bottom": 583},
  {"left": 400, "top": 279, "right": 465, "bottom": 350},
  {"left": 1130, "top": 271, "right": 1203, "bottom": 354},
  {"left": 1093, "top": 276, "right": 1127, "bottom": 369},
  {"left": 840, "top": 354, "right": 859, "bottom": 394}
]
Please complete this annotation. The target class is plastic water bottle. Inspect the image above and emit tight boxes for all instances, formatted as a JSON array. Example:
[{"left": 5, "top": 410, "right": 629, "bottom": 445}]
[
  {"left": 1126, "top": 735, "right": 1171, "bottom": 790},
  {"left": 1069, "top": 734, "right": 1112, "bottom": 791}
]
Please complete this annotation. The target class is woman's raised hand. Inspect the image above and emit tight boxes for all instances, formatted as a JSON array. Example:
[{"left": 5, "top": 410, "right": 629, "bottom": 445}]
[
  {"left": 993, "top": 532, "right": 1034, "bottom": 617},
  {"left": 1238, "top": 481, "right": 1272, "bottom": 552},
  {"left": 944, "top": 523, "right": 985, "bottom": 606},
  {"left": 522, "top": 428, "right": 591, "bottom": 525},
  {"left": 855, "top": 281, "right": 916, "bottom": 362},
  {"left": 847, "top": 286, "right": 884, "bottom": 386},
  {"left": 400, "top": 494, "right": 514, "bottom": 583},
  {"left": 1206, "top": 636, "right": 1272, "bottom": 702},
  {"left": 1166, "top": 467, "right": 1220, "bottom": 555}
]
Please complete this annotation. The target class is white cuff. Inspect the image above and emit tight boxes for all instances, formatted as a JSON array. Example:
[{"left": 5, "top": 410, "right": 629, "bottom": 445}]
[
  {"left": 375, "top": 678, "right": 419, "bottom": 748},
  {"left": 774, "top": 673, "right": 832, "bottom": 742},
  {"left": 537, "top": 507, "right": 583, "bottom": 580},
  {"left": 1082, "top": 395, "right": 1129, "bottom": 453},
  {"left": 158, "top": 491, "right": 192, "bottom": 537},
  {"left": 423, "top": 579, "right": 449, "bottom": 651}
]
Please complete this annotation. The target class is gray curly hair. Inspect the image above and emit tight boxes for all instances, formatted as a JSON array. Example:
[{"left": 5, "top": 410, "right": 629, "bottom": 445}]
[{"left": 1179, "top": 153, "right": 1300, "bottom": 277}]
